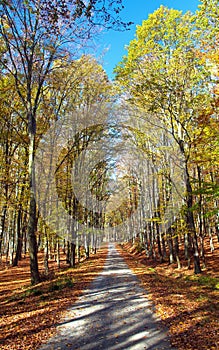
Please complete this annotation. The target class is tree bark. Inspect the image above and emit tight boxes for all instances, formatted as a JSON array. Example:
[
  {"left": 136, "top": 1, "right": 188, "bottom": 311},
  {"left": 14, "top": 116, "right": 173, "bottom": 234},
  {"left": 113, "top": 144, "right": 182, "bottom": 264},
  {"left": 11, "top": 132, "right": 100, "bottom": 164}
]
[
  {"left": 13, "top": 204, "right": 23, "bottom": 267},
  {"left": 56, "top": 240, "right": 60, "bottom": 268},
  {"left": 0, "top": 206, "right": 7, "bottom": 255},
  {"left": 66, "top": 241, "right": 70, "bottom": 264},
  {"left": 70, "top": 242, "right": 76, "bottom": 267},
  {"left": 174, "top": 235, "right": 181, "bottom": 269},
  {"left": 28, "top": 131, "right": 40, "bottom": 284},
  {"left": 44, "top": 233, "right": 49, "bottom": 274},
  {"left": 185, "top": 164, "right": 202, "bottom": 274},
  {"left": 167, "top": 228, "right": 174, "bottom": 264}
]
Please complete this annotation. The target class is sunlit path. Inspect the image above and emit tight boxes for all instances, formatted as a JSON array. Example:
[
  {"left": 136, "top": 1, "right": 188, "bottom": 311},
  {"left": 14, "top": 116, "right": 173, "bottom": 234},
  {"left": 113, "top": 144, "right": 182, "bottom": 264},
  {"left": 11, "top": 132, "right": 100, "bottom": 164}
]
[{"left": 39, "top": 243, "right": 175, "bottom": 350}]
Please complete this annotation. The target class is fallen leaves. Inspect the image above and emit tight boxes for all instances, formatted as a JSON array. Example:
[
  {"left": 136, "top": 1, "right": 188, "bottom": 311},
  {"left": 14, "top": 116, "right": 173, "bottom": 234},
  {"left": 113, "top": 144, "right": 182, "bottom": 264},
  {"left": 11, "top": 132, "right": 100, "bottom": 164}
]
[
  {"left": 1, "top": 241, "right": 218, "bottom": 350},
  {"left": 0, "top": 246, "right": 108, "bottom": 350},
  {"left": 117, "top": 242, "right": 219, "bottom": 350}
]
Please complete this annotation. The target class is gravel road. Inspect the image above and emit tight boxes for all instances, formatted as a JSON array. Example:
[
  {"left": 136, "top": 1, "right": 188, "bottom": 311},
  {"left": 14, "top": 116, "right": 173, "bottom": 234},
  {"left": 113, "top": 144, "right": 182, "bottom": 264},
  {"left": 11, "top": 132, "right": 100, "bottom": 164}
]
[{"left": 39, "top": 243, "right": 176, "bottom": 350}]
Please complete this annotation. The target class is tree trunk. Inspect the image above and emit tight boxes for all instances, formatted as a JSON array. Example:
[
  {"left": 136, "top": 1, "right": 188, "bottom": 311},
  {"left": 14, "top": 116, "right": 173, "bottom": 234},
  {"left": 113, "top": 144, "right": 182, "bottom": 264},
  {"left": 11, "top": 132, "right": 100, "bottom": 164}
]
[
  {"left": 168, "top": 228, "right": 174, "bottom": 264},
  {"left": 77, "top": 244, "right": 81, "bottom": 262},
  {"left": 216, "top": 225, "right": 219, "bottom": 243},
  {"left": 13, "top": 204, "right": 23, "bottom": 267},
  {"left": 44, "top": 233, "right": 49, "bottom": 274},
  {"left": 0, "top": 206, "right": 7, "bottom": 255},
  {"left": 85, "top": 244, "right": 90, "bottom": 259},
  {"left": 66, "top": 241, "right": 70, "bottom": 264},
  {"left": 148, "top": 223, "right": 154, "bottom": 258},
  {"left": 184, "top": 232, "right": 191, "bottom": 266},
  {"left": 22, "top": 212, "right": 28, "bottom": 256},
  {"left": 28, "top": 131, "right": 40, "bottom": 285},
  {"left": 156, "top": 221, "right": 163, "bottom": 263},
  {"left": 174, "top": 235, "right": 181, "bottom": 269},
  {"left": 161, "top": 231, "right": 167, "bottom": 260},
  {"left": 199, "top": 234, "right": 206, "bottom": 269},
  {"left": 70, "top": 242, "right": 76, "bottom": 267},
  {"left": 185, "top": 164, "right": 202, "bottom": 274},
  {"left": 56, "top": 240, "right": 60, "bottom": 268},
  {"left": 85, "top": 233, "right": 90, "bottom": 259}
]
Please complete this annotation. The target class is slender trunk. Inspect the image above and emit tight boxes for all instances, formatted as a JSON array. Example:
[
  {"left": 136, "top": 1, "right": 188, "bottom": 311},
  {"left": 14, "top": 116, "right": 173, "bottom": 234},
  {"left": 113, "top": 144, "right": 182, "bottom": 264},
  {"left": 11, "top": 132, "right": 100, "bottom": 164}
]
[
  {"left": 209, "top": 229, "right": 215, "bottom": 252},
  {"left": 0, "top": 206, "right": 7, "bottom": 255},
  {"left": 28, "top": 130, "right": 40, "bottom": 284},
  {"left": 168, "top": 228, "right": 174, "bottom": 264},
  {"left": 199, "top": 235, "right": 206, "bottom": 269},
  {"left": 148, "top": 223, "right": 153, "bottom": 258},
  {"left": 44, "top": 232, "right": 49, "bottom": 274},
  {"left": 184, "top": 232, "right": 191, "bottom": 263},
  {"left": 63, "top": 239, "right": 66, "bottom": 254},
  {"left": 9, "top": 211, "right": 16, "bottom": 265},
  {"left": 77, "top": 244, "right": 81, "bottom": 262},
  {"left": 76, "top": 234, "right": 80, "bottom": 262},
  {"left": 174, "top": 235, "right": 181, "bottom": 269},
  {"left": 6, "top": 241, "right": 9, "bottom": 263},
  {"left": 185, "top": 164, "right": 202, "bottom": 274},
  {"left": 13, "top": 173, "right": 26, "bottom": 266},
  {"left": 66, "top": 241, "right": 70, "bottom": 264},
  {"left": 161, "top": 231, "right": 167, "bottom": 259},
  {"left": 216, "top": 225, "right": 219, "bottom": 243},
  {"left": 85, "top": 233, "right": 90, "bottom": 259},
  {"left": 70, "top": 242, "right": 76, "bottom": 267},
  {"left": 1, "top": 139, "right": 9, "bottom": 255},
  {"left": 93, "top": 233, "right": 97, "bottom": 254},
  {"left": 56, "top": 240, "right": 60, "bottom": 268},
  {"left": 85, "top": 244, "right": 90, "bottom": 259},
  {"left": 197, "top": 166, "right": 206, "bottom": 268},
  {"left": 22, "top": 212, "right": 28, "bottom": 256},
  {"left": 156, "top": 221, "right": 163, "bottom": 263},
  {"left": 144, "top": 228, "right": 150, "bottom": 258},
  {"left": 13, "top": 204, "right": 23, "bottom": 266}
]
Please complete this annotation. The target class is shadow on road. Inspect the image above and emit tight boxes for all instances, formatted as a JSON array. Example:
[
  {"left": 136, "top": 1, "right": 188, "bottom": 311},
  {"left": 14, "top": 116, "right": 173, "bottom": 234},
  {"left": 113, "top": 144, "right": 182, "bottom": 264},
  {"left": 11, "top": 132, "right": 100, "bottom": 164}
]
[{"left": 39, "top": 243, "right": 176, "bottom": 350}]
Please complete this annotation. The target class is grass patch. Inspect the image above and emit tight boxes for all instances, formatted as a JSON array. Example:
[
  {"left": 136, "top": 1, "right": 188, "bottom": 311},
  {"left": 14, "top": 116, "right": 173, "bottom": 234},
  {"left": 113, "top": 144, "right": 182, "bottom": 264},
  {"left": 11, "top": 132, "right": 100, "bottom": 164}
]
[
  {"left": 134, "top": 242, "right": 145, "bottom": 253},
  {"left": 147, "top": 267, "right": 156, "bottom": 273},
  {"left": 48, "top": 277, "right": 74, "bottom": 292},
  {"left": 185, "top": 275, "right": 219, "bottom": 289},
  {"left": 195, "top": 294, "right": 209, "bottom": 302},
  {"left": 25, "top": 288, "right": 43, "bottom": 296}
]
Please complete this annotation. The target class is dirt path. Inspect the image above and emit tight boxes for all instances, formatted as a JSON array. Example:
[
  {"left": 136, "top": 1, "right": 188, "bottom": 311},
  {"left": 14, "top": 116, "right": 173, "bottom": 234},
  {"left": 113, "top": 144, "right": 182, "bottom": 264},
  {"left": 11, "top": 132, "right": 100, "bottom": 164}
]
[{"left": 39, "top": 243, "right": 176, "bottom": 350}]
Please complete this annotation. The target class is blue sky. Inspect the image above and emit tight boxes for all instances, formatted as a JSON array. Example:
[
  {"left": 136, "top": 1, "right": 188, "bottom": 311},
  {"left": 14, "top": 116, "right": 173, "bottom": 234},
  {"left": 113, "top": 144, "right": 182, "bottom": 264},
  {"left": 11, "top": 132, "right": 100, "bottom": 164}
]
[{"left": 96, "top": 0, "right": 201, "bottom": 79}]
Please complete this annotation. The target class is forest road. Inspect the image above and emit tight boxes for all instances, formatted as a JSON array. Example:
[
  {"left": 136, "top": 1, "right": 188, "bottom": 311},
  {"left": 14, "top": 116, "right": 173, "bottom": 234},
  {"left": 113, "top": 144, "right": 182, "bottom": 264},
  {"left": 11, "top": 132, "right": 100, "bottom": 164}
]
[{"left": 39, "top": 243, "right": 176, "bottom": 350}]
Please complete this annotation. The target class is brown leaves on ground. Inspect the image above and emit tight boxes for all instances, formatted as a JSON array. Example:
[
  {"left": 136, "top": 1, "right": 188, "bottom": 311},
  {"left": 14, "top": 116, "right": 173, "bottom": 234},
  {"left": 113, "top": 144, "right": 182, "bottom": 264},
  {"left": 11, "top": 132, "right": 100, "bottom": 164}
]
[
  {"left": 117, "top": 240, "right": 219, "bottom": 350},
  {"left": 0, "top": 246, "right": 108, "bottom": 350},
  {"left": 1, "top": 242, "right": 218, "bottom": 350}
]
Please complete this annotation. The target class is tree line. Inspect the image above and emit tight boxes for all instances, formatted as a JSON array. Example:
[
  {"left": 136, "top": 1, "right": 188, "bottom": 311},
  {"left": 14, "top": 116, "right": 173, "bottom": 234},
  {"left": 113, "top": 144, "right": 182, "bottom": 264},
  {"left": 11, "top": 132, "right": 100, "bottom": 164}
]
[{"left": 114, "top": 0, "right": 219, "bottom": 273}]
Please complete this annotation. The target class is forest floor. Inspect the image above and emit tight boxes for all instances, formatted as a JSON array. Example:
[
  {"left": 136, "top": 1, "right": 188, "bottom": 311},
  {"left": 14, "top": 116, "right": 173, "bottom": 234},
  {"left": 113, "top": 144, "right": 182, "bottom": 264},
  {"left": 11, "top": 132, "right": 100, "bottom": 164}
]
[
  {"left": 117, "top": 237, "right": 219, "bottom": 350},
  {"left": 0, "top": 247, "right": 108, "bottom": 350},
  {"left": 0, "top": 239, "right": 218, "bottom": 350}
]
